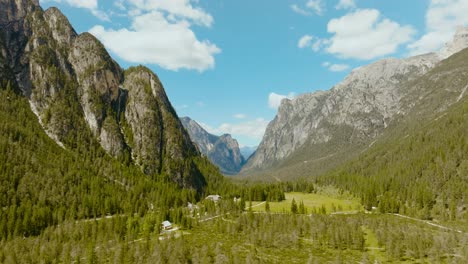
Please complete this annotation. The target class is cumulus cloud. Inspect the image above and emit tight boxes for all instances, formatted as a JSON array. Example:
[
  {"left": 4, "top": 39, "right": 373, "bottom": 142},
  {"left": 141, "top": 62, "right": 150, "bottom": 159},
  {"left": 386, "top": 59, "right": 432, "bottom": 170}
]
[
  {"left": 335, "top": 0, "right": 356, "bottom": 10},
  {"left": 125, "top": 0, "right": 213, "bottom": 27},
  {"left": 89, "top": 5, "right": 220, "bottom": 72},
  {"left": 298, "top": 35, "right": 314, "bottom": 48},
  {"left": 306, "top": 0, "right": 325, "bottom": 16},
  {"left": 311, "top": 38, "right": 330, "bottom": 52},
  {"left": 408, "top": 0, "right": 468, "bottom": 55},
  {"left": 325, "top": 9, "right": 415, "bottom": 60},
  {"left": 200, "top": 118, "right": 269, "bottom": 140},
  {"left": 268, "top": 92, "right": 295, "bottom": 109},
  {"left": 291, "top": 0, "right": 325, "bottom": 16},
  {"left": 297, "top": 35, "right": 330, "bottom": 52},
  {"left": 43, "top": 0, "right": 109, "bottom": 21}
]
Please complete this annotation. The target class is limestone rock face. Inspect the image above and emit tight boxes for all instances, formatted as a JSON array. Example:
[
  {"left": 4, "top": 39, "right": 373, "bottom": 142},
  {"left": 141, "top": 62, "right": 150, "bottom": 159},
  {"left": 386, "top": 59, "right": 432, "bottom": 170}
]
[
  {"left": 243, "top": 29, "right": 468, "bottom": 175},
  {"left": 68, "top": 32, "right": 125, "bottom": 156},
  {"left": 123, "top": 67, "right": 199, "bottom": 182},
  {"left": 181, "top": 117, "right": 245, "bottom": 175},
  {"left": 0, "top": 0, "right": 207, "bottom": 190}
]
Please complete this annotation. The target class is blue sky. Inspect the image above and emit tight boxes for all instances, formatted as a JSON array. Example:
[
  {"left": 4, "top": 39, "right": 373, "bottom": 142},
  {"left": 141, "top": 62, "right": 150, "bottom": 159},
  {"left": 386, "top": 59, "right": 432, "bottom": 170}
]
[{"left": 40, "top": 0, "right": 468, "bottom": 147}]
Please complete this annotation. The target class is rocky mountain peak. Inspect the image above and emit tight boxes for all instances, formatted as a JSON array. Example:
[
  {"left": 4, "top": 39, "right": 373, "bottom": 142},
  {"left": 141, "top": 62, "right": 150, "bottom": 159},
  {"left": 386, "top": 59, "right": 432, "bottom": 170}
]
[
  {"left": 181, "top": 117, "right": 245, "bottom": 175},
  {"left": 1, "top": 1, "right": 210, "bottom": 190},
  {"left": 43, "top": 7, "right": 76, "bottom": 46}
]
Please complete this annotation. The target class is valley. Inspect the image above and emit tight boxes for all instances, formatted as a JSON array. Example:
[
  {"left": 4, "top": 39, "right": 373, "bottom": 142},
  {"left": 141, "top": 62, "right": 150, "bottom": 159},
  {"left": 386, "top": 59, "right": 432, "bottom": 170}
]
[{"left": 1, "top": 0, "right": 467, "bottom": 263}]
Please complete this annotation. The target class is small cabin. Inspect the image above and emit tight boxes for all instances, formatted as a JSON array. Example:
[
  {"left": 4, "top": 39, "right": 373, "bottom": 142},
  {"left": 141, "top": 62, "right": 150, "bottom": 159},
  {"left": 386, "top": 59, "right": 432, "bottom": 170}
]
[
  {"left": 161, "top": 220, "right": 172, "bottom": 230},
  {"left": 205, "top": 194, "right": 222, "bottom": 202}
]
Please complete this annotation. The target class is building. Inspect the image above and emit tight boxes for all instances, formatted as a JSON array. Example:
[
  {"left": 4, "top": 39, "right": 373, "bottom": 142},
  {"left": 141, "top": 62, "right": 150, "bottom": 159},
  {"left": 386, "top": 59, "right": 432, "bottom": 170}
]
[
  {"left": 161, "top": 220, "right": 172, "bottom": 230},
  {"left": 205, "top": 194, "right": 222, "bottom": 202}
]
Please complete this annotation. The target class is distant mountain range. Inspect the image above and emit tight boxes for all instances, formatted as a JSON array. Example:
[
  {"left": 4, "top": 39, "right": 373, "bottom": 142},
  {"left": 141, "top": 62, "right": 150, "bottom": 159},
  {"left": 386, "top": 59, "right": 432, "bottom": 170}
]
[
  {"left": 241, "top": 26, "right": 468, "bottom": 181},
  {"left": 180, "top": 117, "right": 246, "bottom": 175}
]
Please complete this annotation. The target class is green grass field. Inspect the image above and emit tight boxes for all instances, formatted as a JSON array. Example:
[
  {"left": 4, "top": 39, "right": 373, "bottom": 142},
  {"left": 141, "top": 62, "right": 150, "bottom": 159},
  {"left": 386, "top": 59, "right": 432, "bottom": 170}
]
[
  {"left": 250, "top": 192, "right": 362, "bottom": 214},
  {"left": 362, "top": 226, "right": 388, "bottom": 263}
]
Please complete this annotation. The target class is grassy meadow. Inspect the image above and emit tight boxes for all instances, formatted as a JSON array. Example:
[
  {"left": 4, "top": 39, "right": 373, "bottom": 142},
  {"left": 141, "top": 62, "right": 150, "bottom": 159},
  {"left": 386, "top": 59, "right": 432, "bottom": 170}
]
[{"left": 251, "top": 190, "right": 363, "bottom": 214}]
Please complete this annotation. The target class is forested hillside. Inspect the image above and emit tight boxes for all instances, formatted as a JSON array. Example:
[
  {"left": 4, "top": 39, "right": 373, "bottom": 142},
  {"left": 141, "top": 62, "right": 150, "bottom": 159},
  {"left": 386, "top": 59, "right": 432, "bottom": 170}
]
[
  {"left": 315, "top": 48, "right": 468, "bottom": 222},
  {"left": 0, "top": 87, "right": 229, "bottom": 239}
]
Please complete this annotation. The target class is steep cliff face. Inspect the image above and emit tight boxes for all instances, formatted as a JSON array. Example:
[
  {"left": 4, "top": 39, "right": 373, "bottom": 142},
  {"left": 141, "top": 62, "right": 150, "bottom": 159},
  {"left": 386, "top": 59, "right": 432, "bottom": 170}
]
[
  {"left": 0, "top": 0, "right": 208, "bottom": 190},
  {"left": 181, "top": 117, "right": 245, "bottom": 175},
  {"left": 0, "top": 0, "right": 40, "bottom": 94},
  {"left": 243, "top": 28, "right": 468, "bottom": 176},
  {"left": 123, "top": 67, "right": 200, "bottom": 182},
  {"left": 180, "top": 117, "right": 218, "bottom": 154}
]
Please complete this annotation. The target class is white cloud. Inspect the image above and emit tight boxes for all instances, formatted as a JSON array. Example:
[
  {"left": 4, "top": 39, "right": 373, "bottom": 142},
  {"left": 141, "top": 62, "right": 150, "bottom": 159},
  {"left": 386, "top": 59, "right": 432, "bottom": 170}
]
[
  {"left": 325, "top": 9, "right": 415, "bottom": 60},
  {"left": 408, "top": 0, "right": 468, "bottom": 55},
  {"left": 329, "top": 63, "right": 350, "bottom": 72},
  {"left": 291, "top": 4, "right": 312, "bottom": 16},
  {"left": 312, "top": 38, "right": 330, "bottom": 52},
  {"left": 298, "top": 35, "right": 314, "bottom": 48},
  {"left": 43, "top": 0, "right": 109, "bottom": 21},
  {"left": 234, "top": 114, "right": 247, "bottom": 119},
  {"left": 335, "top": 0, "right": 356, "bottom": 10},
  {"left": 297, "top": 35, "right": 330, "bottom": 51},
  {"left": 306, "top": 0, "right": 325, "bottom": 16},
  {"left": 200, "top": 118, "right": 270, "bottom": 140},
  {"left": 126, "top": 0, "right": 213, "bottom": 26},
  {"left": 90, "top": 9, "right": 220, "bottom": 72},
  {"left": 322, "top": 61, "right": 349, "bottom": 72},
  {"left": 67, "top": 0, "right": 97, "bottom": 9},
  {"left": 268, "top": 92, "right": 295, "bottom": 109}
]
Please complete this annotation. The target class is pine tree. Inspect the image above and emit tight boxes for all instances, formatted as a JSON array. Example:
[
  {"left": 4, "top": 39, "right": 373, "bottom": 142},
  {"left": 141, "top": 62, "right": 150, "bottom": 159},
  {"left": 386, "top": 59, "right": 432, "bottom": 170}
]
[{"left": 291, "top": 198, "right": 298, "bottom": 214}]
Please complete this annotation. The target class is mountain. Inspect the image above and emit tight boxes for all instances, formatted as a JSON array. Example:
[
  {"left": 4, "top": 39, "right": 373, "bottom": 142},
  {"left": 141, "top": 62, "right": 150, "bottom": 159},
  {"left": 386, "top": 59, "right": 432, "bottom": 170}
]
[
  {"left": 240, "top": 146, "right": 257, "bottom": 160},
  {"left": 319, "top": 47, "right": 468, "bottom": 218},
  {"left": 0, "top": 0, "right": 218, "bottom": 190},
  {"left": 180, "top": 117, "right": 245, "bottom": 175},
  {"left": 241, "top": 27, "right": 468, "bottom": 180}
]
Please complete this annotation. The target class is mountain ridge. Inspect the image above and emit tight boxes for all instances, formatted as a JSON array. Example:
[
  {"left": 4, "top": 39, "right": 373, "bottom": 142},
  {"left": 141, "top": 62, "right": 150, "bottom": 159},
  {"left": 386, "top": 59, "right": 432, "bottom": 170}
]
[
  {"left": 180, "top": 116, "right": 245, "bottom": 175},
  {"left": 242, "top": 27, "right": 468, "bottom": 179}
]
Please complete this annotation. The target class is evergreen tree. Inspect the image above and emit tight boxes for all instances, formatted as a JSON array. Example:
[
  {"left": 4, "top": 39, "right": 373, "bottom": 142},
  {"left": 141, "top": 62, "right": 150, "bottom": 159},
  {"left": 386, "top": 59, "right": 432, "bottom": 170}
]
[{"left": 291, "top": 198, "right": 298, "bottom": 214}]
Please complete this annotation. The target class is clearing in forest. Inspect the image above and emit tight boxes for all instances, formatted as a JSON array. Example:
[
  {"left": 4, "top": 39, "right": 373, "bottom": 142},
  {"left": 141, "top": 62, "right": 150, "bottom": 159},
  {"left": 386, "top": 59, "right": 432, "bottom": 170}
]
[{"left": 251, "top": 192, "right": 362, "bottom": 214}]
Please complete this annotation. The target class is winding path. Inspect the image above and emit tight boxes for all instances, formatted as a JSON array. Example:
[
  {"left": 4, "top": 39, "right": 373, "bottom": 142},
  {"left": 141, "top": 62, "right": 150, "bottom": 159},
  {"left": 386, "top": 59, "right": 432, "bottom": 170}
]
[{"left": 392, "top": 214, "right": 466, "bottom": 234}]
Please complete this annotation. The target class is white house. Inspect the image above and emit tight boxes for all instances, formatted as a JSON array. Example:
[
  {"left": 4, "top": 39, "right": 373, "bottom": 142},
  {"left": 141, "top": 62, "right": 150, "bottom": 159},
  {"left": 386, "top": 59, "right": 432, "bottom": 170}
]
[
  {"left": 205, "top": 194, "right": 222, "bottom": 202},
  {"left": 161, "top": 220, "right": 172, "bottom": 230}
]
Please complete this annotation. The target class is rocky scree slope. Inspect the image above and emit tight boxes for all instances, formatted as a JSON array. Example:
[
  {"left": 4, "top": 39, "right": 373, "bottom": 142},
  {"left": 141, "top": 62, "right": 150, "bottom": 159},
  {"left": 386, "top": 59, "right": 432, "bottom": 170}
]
[
  {"left": 181, "top": 117, "right": 245, "bottom": 175},
  {"left": 0, "top": 0, "right": 207, "bottom": 190},
  {"left": 242, "top": 27, "right": 468, "bottom": 179}
]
